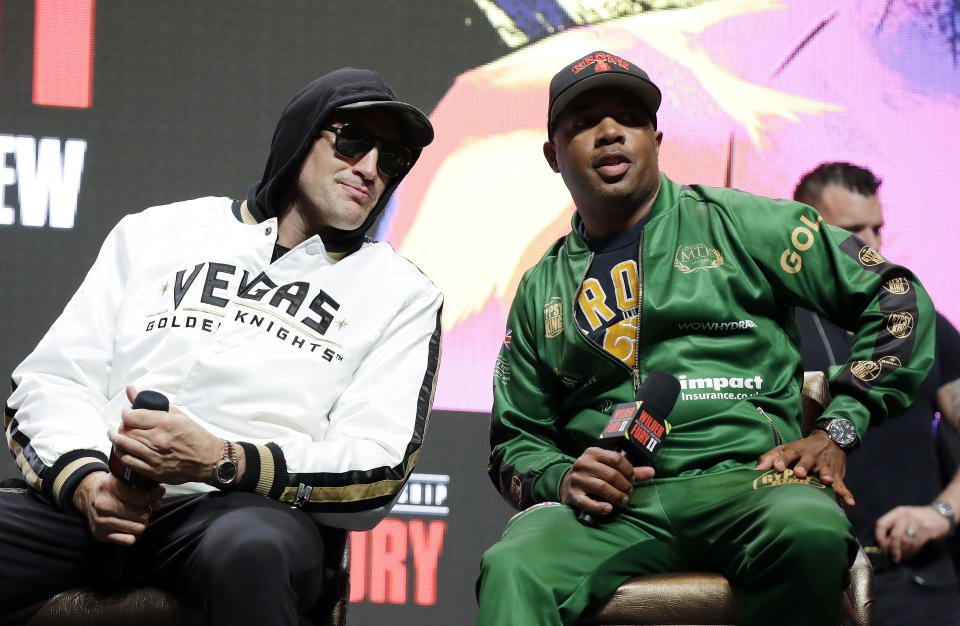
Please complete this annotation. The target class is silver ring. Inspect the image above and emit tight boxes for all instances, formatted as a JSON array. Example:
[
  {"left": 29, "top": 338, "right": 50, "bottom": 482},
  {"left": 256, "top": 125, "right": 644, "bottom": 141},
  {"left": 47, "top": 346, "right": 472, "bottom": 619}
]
[{"left": 906, "top": 528, "right": 917, "bottom": 538}]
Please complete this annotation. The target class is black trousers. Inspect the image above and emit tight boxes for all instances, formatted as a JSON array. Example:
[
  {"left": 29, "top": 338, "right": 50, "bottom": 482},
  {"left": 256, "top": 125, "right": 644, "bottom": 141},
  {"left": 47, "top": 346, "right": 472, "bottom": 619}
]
[
  {"left": 0, "top": 480, "right": 331, "bottom": 626},
  {"left": 867, "top": 559, "right": 960, "bottom": 626}
]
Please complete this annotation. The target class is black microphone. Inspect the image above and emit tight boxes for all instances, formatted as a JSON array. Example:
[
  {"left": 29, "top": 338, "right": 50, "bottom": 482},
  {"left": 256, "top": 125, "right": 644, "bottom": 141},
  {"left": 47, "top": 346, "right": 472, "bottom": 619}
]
[
  {"left": 108, "top": 390, "right": 168, "bottom": 489},
  {"left": 106, "top": 390, "right": 168, "bottom": 581},
  {"left": 577, "top": 370, "right": 681, "bottom": 527}
]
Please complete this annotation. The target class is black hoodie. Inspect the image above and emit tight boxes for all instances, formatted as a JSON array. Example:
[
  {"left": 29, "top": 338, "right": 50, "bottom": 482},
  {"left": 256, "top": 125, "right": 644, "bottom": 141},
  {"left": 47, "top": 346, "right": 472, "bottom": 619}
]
[{"left": 246, "top": 68, "right": 433, "bottom": 254}]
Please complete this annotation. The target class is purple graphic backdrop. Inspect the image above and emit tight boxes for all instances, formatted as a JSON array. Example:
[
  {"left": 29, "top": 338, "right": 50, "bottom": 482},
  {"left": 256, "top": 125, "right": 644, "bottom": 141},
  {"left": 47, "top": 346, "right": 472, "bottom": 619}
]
[{"left": 381, "top": 0, "right": 960, "bottom": 412}]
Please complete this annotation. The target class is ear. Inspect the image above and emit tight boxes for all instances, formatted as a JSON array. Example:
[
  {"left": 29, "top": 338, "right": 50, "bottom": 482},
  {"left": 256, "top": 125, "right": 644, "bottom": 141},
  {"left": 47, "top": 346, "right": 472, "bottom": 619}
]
[
  {"left": 654, "top": 130, "right": 663, "bottom": 152},
  {"left": 543, "top": 141, "right": 560, "bottom": 173}
]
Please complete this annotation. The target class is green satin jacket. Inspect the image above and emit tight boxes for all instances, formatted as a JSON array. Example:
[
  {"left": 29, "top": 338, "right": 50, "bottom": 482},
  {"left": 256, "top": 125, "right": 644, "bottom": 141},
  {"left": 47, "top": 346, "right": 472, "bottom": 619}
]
[{"left": 489, "top": 173, "right": 934, "bottom": 510}]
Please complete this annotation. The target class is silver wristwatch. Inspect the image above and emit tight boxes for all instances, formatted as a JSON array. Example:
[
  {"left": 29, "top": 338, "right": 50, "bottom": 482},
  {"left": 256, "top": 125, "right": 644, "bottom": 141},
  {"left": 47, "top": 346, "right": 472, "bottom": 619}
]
[
  {"left": 931, "top": 500, "right": 957, "bottom": 534},
  {"left": 213, "top": 440, "right": 238, "bottom": 487}
]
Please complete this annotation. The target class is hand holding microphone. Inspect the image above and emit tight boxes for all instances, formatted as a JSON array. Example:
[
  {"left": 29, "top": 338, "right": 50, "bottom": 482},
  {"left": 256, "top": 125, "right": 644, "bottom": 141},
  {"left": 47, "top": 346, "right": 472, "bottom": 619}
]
[
  {"left": 109, "top": 390, "right": 169, "bottom": 489},
  {"left": 102, "top": 389, "right": 168, "bottom": 580},
  {"left": 569, "top": 370, "right": 681, "bottom": 527}
]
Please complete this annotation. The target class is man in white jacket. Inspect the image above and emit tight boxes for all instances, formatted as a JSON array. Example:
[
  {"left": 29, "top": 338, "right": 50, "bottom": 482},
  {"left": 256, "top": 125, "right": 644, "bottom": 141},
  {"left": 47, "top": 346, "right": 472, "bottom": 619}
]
[{"left": 1, "top": 68, "right": 443, "bottom": 625}]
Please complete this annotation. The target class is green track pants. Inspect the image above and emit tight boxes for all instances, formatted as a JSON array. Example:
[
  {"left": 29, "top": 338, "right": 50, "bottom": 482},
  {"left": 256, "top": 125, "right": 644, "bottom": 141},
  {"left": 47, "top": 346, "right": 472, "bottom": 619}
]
[{"left": 476, "top": 467, "right": 855, "bottom": 626}]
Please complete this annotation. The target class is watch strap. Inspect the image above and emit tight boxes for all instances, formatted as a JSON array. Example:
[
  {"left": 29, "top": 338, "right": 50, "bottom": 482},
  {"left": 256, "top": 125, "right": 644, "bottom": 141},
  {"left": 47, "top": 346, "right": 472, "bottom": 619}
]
[
  {"left": 213, "top": 440, "right": 238, "bottom": 486},
  {"left": 932, "top": 500, "right": 957, "bottom": 534}
]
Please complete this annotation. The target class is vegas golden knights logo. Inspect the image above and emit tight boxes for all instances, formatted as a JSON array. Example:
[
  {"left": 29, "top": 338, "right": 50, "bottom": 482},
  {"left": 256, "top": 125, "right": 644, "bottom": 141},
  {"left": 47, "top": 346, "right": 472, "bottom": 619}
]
[
  {"left": 674, "top": 244, "right": 724, "bottom": 273},
  {"left": 510, "top": 475, "right": 523, "bottom": 507},
  {"left": 858, "top": 245, "right": 885, "bottom": 267},
  {"left": 883, "top": 276, "right": 910, "bottom": 295},
  {"left": 544, "top": 297, "right": 563, "bottom": 339},
  {"left": 887, "top": 312, "right": 914, "bottom": 338},
  {"left": 851, "top": 360, "right": 881, "bottom": 382}
]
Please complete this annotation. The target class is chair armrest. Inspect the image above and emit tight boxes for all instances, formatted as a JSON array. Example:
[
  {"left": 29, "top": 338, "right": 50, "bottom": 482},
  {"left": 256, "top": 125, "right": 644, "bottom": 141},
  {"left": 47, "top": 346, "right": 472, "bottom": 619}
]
[
  {"left": 845, "top": 542, "right": 874, "bottom": 626},
  {"left": 801, "top": 371, "right": 831, "bottom": 436}
]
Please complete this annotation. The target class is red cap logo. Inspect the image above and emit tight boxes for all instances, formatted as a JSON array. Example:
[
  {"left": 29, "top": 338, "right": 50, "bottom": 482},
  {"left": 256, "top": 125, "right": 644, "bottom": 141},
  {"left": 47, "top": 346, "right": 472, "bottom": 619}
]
[{"left": 572, "top": 52, "right": 631, "bottom": 74}]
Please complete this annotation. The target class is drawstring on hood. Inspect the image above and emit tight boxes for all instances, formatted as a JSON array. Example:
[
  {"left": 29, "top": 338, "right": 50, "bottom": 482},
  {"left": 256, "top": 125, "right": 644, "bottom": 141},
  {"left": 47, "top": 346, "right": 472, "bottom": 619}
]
[{"left": 247, "top": 68, "right": 433, "bottom": 254}]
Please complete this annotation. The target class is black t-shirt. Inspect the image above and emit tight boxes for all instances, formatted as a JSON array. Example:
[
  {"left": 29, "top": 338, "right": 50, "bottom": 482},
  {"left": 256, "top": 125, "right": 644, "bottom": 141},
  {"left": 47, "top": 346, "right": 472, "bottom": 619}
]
[
  {"left": 573, "top": 216, "right": 648, "bottom": 368},
  {"left": 272, "top": 243, "right": 291, "bottom": 262},
  {"left": 798, "top": 308, "right": 960, "bottom": 579}
]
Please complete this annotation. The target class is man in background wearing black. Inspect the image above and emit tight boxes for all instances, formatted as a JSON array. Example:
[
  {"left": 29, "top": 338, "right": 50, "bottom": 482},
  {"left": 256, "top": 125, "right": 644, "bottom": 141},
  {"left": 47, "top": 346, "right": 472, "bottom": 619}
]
[{"left": 795, "top": 162, "right": 960, "bottom": 625}]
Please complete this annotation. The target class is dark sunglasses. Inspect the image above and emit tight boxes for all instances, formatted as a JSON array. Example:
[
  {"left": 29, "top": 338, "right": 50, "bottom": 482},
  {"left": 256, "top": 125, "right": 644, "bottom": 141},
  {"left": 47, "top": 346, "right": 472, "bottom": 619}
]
[{"left": 322, "top": 123, "right": 412, "bottom": 178}]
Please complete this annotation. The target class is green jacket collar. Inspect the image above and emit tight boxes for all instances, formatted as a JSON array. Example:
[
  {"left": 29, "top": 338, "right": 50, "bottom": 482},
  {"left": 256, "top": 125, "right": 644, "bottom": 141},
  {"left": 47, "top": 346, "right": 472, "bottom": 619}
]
[{"left": 565, "top": 172, "right": 682, "bottom": 256}]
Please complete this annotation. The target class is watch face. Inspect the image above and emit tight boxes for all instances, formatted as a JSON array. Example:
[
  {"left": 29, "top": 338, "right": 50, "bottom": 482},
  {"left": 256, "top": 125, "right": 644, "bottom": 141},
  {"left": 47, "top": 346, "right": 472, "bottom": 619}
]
[
  {"left": 828, "top": 419, "right": 858, "bottom": 447},
  {"left": 934, "top": 501, "right": 955, "bottom": 518},
  {"left": 216, "top": 460, "right": 238, "bottom": 484}
]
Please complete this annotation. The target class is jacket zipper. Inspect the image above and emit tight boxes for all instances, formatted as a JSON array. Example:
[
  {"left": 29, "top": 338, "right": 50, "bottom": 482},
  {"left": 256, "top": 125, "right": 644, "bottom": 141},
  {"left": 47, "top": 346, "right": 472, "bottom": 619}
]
[
  {"left": 756, "top": 406, "right": 783, "bottom": 447},
  {"left": 632, "top": 231, "right": 644, "bottom": 394},
  {"left": 572, "top": 231, "right": 645, "bottom": 396}
]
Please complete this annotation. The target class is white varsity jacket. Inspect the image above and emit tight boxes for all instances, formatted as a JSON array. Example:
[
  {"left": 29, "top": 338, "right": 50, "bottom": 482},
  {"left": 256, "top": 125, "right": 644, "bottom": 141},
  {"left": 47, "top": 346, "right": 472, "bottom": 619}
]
[{"left": 6, "top": 197, "right": 443, "bottom": 530}]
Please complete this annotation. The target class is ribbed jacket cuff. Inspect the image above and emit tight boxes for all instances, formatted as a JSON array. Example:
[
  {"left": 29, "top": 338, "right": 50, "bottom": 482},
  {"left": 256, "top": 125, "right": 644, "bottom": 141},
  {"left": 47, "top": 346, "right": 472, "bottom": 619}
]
[
  {"left": 44, "top": 450, "right": 109, "bottom": 513},
  {"left": 235, "top": 441, "right": 288, "bottom": 500}
]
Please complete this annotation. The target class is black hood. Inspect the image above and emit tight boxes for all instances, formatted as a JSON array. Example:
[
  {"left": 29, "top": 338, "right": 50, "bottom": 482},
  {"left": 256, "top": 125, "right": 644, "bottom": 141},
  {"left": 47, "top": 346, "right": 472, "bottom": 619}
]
[{"left": 247, "top": 67, "right": 433, "bottom": 254}]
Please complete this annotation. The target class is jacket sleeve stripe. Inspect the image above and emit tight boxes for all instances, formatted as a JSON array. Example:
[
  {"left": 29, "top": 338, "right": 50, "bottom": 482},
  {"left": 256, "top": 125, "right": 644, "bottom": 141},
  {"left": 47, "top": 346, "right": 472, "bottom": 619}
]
[
  {"left": 279, "top": 447, "right": 424, "bottom": 505},
  {"left": 6, "top": 413, "right": 109, "bottom": 508},
  {"left": 6, "top": 416, "right": 46, "bottom": 488},
  {"left": 281, "top": 308, "right": 441, "bottom": 510},
  {"left": 833, "top": 236, "right": 921, "bottom": 393},
  {"left": 7, "top": 420, "right": 42, "bottom": 490},
  {"left": 487, "top": 446, "right": 549, "bottom": 510}
]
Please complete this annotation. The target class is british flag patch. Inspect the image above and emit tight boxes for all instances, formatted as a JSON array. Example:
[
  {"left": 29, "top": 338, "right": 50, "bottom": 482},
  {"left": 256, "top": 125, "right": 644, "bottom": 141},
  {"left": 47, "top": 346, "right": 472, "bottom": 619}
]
[{"left": 503, "top": 328, "right": 512, "bottom": 350}]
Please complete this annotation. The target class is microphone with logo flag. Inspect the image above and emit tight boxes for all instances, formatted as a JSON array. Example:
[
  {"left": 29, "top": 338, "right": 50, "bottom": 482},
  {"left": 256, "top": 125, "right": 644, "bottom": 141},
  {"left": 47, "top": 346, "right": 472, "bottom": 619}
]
[
  {"left": 577, "top": 370, "right": 681, "bottom": 527},
  {"left": 107, "top": 389, "right": 168, "bottom": 580}
]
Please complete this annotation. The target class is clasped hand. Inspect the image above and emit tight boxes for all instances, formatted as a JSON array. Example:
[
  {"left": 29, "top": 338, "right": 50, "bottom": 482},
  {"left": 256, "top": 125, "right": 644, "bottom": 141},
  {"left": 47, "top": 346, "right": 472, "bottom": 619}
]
[
  {"left": 559, "top": 447, "right": 656, "bottom": 515},
  {"left": 108, "top": 385, "right": 223, "bottom": 485},
  {"left": 755, "top": 430, "right": 855, "bottom": 506},
  {"left": 75, "top": 386, "right": 223, "bottom": 545},
  {"left": 73, "top": 471, "right": 163, "bottom": 545}
]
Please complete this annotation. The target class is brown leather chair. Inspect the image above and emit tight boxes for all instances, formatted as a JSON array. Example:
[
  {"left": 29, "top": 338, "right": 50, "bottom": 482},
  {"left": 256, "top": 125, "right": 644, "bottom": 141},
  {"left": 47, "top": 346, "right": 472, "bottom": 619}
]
[
  {"left": 576, "top": 371, "right": 874, "bottom": 626},
  {"left": 0, "top": 528, "right": 350, "bottom": 626}
]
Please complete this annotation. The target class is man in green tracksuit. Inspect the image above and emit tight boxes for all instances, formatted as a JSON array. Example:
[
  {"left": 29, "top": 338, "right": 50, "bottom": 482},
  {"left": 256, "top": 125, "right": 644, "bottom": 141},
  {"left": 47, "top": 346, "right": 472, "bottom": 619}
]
[{"left": 476, "top": 51, "right": 935, "bottom": 625}]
